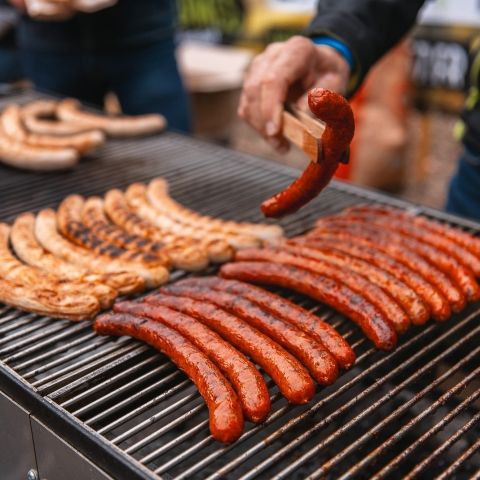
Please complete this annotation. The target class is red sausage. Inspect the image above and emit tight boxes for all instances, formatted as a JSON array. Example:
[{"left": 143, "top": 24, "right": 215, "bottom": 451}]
[
  {"left": 293, "top": 236, "right": 451, "bottom": 322},
  {"left": 309, "top": 224, "right": 467, "bottom": 311},
  {"left": 279, "top": 242, "right": 430, "bottom": 325},
  {"left": 177, "top": 276, "right": 355, "bottom": 370},
  {"left": 261, "top": 88, "right": 354, "bottom": 217},
  {"left": 315, "top": 218, "right": 480, "bottom": 303},
  {"left": 157, "top": 285, "right": 339, "bottom": 386},
  {"left": 219, "top": 261, "right": 397, "bottom": 351},
  {"left": 344, "top": 204, "right": 480, "bottom": 260},
  {"left": 340, "top": 210, "right": 480, "bottom": 277},
  {"left": 143, "top": 293, "right": 315, "bottom": 404},
  {"left": 93, "top": 312, "right": 244, "bottom": 443},
  {"left": 234, "top": 247, "right": 409, "bottom": 334},
  {"left": 113, "top": 301, "right": 271, "bottom": 423}
]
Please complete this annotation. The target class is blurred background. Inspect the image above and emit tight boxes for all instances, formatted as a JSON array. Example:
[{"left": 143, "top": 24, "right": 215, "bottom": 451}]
[{"left": 1, "top": 0, "right": 479, "bottom": 209}]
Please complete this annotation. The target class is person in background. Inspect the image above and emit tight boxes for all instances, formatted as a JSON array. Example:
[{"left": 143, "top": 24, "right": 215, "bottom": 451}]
[
  {"left": 239, "top": 0, "right": 480, "bottom": 221},
  {"left": 7, "top": 0, "right": 190, "bottom": 132}
]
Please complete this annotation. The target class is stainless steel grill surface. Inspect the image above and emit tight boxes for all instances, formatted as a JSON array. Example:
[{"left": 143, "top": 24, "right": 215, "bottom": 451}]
[{"left": 0, "top": 92, "right": 479, "bottom": 480}]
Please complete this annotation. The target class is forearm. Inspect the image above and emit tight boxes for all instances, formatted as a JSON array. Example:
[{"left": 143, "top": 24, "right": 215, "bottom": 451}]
[{"left": 306, "top": 0, "right": 425, "bottom": 95}]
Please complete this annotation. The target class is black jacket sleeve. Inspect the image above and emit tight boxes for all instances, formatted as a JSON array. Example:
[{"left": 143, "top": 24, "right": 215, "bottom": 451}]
[{"left": 305, "top": 0, "right": 426, "bottom": 94}]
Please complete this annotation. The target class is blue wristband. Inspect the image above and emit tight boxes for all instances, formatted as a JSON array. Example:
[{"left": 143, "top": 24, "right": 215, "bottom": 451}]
[{"left": 311, "top": 36, "right": 355, "bottom": 69}]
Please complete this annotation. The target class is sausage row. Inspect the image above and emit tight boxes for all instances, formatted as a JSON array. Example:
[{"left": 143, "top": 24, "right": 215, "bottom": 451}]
[{"left": 93, "top": 275, "right": 355, "bottom": 443}]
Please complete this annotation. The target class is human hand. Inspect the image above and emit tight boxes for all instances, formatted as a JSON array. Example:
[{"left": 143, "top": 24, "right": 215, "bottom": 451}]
[{"left": 238, "top": 35, "right": 350, "bottom": 152}]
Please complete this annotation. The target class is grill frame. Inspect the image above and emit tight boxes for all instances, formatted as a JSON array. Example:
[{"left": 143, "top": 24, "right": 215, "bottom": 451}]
[{"left": 0, "top": 92, "right": 479, "bottom": 480}]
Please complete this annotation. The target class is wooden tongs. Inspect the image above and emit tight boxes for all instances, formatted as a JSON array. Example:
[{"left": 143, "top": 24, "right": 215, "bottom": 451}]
[{"left": 281, "top": 104, "right": 349, "bottom": 164}]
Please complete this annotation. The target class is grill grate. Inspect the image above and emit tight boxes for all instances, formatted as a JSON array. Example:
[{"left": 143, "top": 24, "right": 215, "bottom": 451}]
[{"left": 0, "top": 92, "right": 479, "bottom": 480}]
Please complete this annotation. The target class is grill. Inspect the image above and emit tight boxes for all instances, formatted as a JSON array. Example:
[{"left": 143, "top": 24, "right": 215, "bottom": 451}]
[{"left": 0, "top": 92, "right": 479, "bottom": 480}]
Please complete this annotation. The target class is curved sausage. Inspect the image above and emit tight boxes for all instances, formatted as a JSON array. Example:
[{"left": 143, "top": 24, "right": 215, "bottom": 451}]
[
  {"left": 35, "top": 209, "right": 145, "bottom": 294},
  {"left": 234, "top": 247, "right": 409, "bottom": 334},
  {"left": 57, "top": 98, "right": 166, "bottom": 137},
  {"left": 9, "top": 215, "right": 116, "bottom": 310},
  {"left": 309, "top": 223, "right": 467, "bottom": 311},
  {"left": 57, "top": 195, "right": 170, "bottom": 288},
  {"left": 340, "top": 210, "right": 480, "bottom": 277},
  {"left": 21, "top": 100, "right": 94, "bottom": 136},
  {"left": 315, "top": 219, "right": 480, "bottom": 303},
  {"left": 219, "top": 261, "right": 397, "bottom": 350},
  {"left": 147, "top": 177, "right": 284, "bottom": 241},
  {"left": 125, "top": 184, "right": 235, "bottom": 262},
  {"left": 93, "top": 313, "right": 244, "bottom": 443},
  {"left": 82, "top": 196, "right": 172, "bottom": 268},
  {"left": 113, "top": 301, "right": 270, "bottom": 423},
  {"left": 2, "top": 103, "right": 105, "bottom": 154},
  {"left": 344, "top": 204, "right": 480, "bottom": 263},
  {"left": 0, "top": 119, "right": 78, "bottom": 171},
  {"left": 294, "top": 236, "right": 451, "bottom": 322},
  {"left": 279, "top": 242, "right": 430, "bottom": 325},
  {"left": 0, "top": 276, "right": 99, "bottom": 321},
  {"left": 261, "top": 88, "right": 354, "bottom": 217},
  {"left": 144, "top": 293, "right": 315, "bottom": 404},
  {"left": 176, "top": 276, "right": 355, "bottom": 369},
  {"left": 103, "top": 189, "right": 209, "bottom": 271},
  {"left": 158, "top": 284, "right": 339, "bottom": 385}
]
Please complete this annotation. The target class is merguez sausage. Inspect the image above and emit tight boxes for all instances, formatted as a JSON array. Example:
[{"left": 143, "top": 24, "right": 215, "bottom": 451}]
[
  {"left": 158, "top": 284, "right": 339, "bottom": 385},
  {"left": 113, "top": 300, "right": 271, "bottom": 423},
  {"left": 278, "top": 242, "right": 430, "bottom": 325},
  {"left": 234, "top": 247, "right": 409, "bottom": 334},
  {"left": 294, "top": 237, "right": 451, "bottom": 322},
  {"left": 144, "top": 293, "right": 316, "bottom": 404},
  {"left": 177, "top": 276, "right": 355, "bottom": 369},
  {"left": 93, "top": 313, "right": 244, "bottom": 443},
  {"left": 340, "top": 210, "right": 480, "bottom": 277},
  {"left": 309, "top": 224, "right": 466, "bottom": 312},
  {"left": 219, "top": 261, "right": 397, "bottom": 350},
  {"left": 315, "top": 219, "right": 480, "bottom": 303}
]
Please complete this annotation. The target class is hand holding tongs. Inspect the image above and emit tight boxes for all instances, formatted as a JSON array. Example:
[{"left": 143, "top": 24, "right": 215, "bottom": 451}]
[{"left": 281, "top": 104, "right": 349, "bottom": 164}]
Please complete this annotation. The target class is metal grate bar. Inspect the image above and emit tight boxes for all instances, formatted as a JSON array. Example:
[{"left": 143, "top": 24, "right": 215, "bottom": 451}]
[
  {"left": 32, "top": 337, "right": 133, "bottom": 388},
  {"left": 404, "top": 410, "right": 480, "bottom": 479},
  {"left": 141, "top": 421, "right": 210, "bottom": 464},
  {"left": 20, "top": 333, "right": 106, "bottom": 377},
  {"left": 370, "top": 383, "right": 480, "bottom": 479},
  {"left": 122, "top": 400, "right": 205, "bottom": 454},
  {"left": 60, "top": 354, "right": 162, "bottom": 409},
  {"left": 47, "top": 345, "right": 150, "bottom": 399},
  {"left": 0, "top": 314, "right": 45, "bottom": 336},
  {"left": 263, "top": 320, "right": 480, "bottom": 480},
  {"left": 0, "top": 309, "right": 31, "bottom": 326},
  {"left": 118, "top": 394, "right": 202, "bottom": 450},
  {"left": 71, "top": 362, "right": 173, "bottom": 417},
  {"left": 209, "top": 315, "right": 475, "bottom": 480},
  {"left": 97, "top": 376, "right": 189, "bottom": 435},
  {"left": 435, "top": 438, "right": 480, "bottom": 480},
  {"left": 2, "top": 322, "right": 90, "bottom": 363}
]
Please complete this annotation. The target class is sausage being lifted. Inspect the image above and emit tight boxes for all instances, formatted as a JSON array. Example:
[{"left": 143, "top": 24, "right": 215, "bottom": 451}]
[
  {"left": 94, "top": 312, "right": 244, "bottom": 443},
  {"left": 220, "top": 261, "right": 397, "bottom": 350},
  {"left": 145, "top": 293, "right": 316, "bottom": 404},
  {"left": 177, "top": 276, "right": 355, "bottom": 369},
  {"left": 114, "top": 301, "right": 271, "bottom": 423},
  {"left": 261, "top": 88, "right": 354, "bottom": 217}
]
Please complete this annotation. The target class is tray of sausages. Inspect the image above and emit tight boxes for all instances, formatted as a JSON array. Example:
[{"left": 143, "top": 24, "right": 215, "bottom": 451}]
[{"left": 93, "top": 204, "right": 480, "bottom": 442}]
